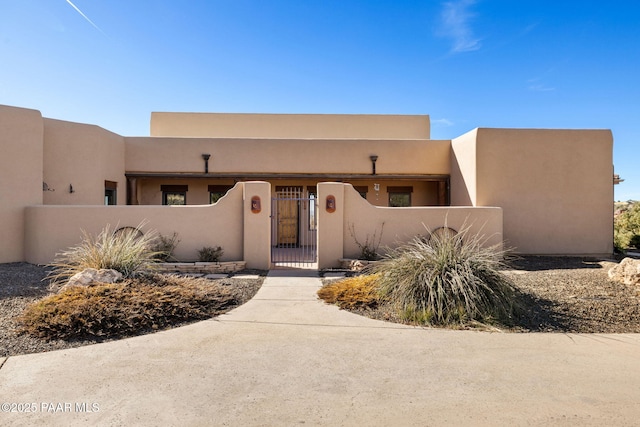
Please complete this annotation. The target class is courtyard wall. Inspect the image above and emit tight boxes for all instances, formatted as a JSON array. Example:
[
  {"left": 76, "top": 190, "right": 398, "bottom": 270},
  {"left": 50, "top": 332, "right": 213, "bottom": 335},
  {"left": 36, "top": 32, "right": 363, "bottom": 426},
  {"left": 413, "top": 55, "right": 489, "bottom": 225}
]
[{"left": 0, "top": 105, "right": 43, "bottom": 262}]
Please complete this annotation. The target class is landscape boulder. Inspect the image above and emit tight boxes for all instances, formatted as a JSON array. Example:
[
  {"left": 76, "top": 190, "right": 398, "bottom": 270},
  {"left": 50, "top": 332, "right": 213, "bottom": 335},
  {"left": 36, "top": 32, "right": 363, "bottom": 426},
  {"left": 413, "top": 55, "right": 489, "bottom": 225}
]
[
  {"left": 59, "top": 268, "right": 123, "bottom": 293},
  {"left": 608, "top": 258, "right": 640, "bottom": 286}
]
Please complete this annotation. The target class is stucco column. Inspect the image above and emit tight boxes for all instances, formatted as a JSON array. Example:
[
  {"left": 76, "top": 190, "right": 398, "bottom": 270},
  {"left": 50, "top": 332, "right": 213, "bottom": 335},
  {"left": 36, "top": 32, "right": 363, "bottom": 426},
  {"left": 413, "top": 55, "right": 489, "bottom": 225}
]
[
  {"left": 126, "top": 177, "right": 138, "bottom": 205},
  {"left": 317, "top": 182, "right": 345, "bottom": 269},
  {"left": 0, "top": 106, "right": 43, "bottom": 263},
  {"left": 243, "top": 181, "right": 271, "bottom": 270}
]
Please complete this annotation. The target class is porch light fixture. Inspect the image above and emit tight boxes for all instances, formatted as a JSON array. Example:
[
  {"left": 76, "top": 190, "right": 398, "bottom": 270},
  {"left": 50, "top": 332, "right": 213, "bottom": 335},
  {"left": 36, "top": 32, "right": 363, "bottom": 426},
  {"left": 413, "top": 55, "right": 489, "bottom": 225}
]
[
  {"left": 202, "top": 153, "right": 211, "bottom": 174},
  {"left": 370, "top": 155, "right": 378, "bottom": 175}
]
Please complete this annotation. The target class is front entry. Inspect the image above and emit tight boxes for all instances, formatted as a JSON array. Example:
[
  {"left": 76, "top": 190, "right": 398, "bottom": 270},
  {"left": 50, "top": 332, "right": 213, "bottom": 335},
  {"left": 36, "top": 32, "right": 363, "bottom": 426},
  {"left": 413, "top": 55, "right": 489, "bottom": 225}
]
[
  {"left": 271, "top": 187, "right": 317, "bottom": 268},
  {"left": 276, "top": 197, "right": 298, "bottom": 245}
]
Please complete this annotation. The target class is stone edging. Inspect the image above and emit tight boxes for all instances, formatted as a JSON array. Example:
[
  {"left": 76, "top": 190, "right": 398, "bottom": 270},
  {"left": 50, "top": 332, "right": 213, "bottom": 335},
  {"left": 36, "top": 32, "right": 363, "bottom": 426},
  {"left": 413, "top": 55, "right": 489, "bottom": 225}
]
[{"left": 150, "top": 261, "right": 247, "bottom": 274}]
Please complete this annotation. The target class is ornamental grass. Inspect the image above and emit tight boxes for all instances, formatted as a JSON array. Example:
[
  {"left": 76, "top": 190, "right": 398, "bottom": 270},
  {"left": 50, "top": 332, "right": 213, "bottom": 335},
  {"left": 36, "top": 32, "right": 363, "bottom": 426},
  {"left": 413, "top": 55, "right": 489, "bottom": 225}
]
[
  {"left": 47, "top": 223, "right": 161, "bottom": 286},
  {"left": 372, "top": 225, "right": 518, "bottom": 326}
]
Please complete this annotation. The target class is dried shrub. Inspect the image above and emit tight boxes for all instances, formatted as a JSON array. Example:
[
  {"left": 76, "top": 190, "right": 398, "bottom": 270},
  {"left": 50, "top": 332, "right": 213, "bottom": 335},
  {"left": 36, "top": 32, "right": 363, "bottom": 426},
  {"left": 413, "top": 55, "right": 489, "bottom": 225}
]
[
  {"left": 317, "top": 274, "right": 381, "bottom": 309},
  {"left": 372, "top": 224, "right": 518, "bottom": 326},
  {"left": 347, "top": 223, "right": 385, "bottom": 261},
  {"left": 198, "top": 246, "right": 224, "bottom": 262},
  {"left": 151, "top": 232, "right": 180, "bottom": 262},
  {"left": 18, "top": 274, "right": 237, "bottom": 340}
]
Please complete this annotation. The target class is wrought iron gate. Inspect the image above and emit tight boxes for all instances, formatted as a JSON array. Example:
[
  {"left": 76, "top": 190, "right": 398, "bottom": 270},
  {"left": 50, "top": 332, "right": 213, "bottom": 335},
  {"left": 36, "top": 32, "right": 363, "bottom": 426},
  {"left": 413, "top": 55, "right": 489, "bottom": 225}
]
[{"left": 271, "top": 187, "right": 318, "bottom": 268}]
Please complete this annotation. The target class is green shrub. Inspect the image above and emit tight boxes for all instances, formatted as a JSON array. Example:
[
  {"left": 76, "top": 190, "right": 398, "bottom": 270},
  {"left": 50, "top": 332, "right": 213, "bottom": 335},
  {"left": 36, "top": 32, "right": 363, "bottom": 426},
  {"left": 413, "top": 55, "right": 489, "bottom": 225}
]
[
  {"left": 630, "top": 234, "right": 640, "bottom": 249},
  {"left": 19, "top": 274, "right": 237, "bottom": 340},
  {"left": 317, "top": 274, "right": 381, "bottom": 309},
  {"left": 614, "top": 202, "right": 640, "bottom": 252},
  {"left": 151, "top": 232, "right": 180, "bottom": 261},
  {"left": 198, "top": 246, "right": 224, "bottom": 262},
  {"left": 371, "top": 225, "right": 517, "bottom": 326},
  {"left": 48, "top": 224, "right": 161, "bottom": 285}
]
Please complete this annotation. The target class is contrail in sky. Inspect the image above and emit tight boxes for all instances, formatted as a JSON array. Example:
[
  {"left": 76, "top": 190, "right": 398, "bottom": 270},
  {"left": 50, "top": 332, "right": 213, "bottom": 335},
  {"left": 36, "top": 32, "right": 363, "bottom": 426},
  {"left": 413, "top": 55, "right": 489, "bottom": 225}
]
[{"left": 65, "top": 0, "right": 106, "bottom": 35}]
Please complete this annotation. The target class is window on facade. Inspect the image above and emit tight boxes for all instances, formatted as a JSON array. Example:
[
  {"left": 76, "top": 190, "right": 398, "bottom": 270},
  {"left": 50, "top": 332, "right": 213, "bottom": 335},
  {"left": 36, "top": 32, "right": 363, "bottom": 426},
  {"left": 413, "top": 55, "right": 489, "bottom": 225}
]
[
  {"left": 353, "top": 186, "right": 368, "bottom": 199},
  {"left": 104, "top": 181, "right": 117, "bottom": 205},
  {"left": 308, "top": 186, "right": 317, "bottom": 231},
  {"left": 161, "top": 185, "right": 188, "bottom": 205},
  {"left": 388, "top": 186, "right": 413, "bottom": 207},
  {"left": 208, "top": 185, "right": 233, "bottom": 204}
]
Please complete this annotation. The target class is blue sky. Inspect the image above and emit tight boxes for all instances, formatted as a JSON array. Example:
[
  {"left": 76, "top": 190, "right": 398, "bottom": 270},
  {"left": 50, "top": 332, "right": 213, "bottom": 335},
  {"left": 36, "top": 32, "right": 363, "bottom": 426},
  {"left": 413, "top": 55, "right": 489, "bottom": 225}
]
[{"left": 1, "top": 0, "right": 638, "bottom": 200}]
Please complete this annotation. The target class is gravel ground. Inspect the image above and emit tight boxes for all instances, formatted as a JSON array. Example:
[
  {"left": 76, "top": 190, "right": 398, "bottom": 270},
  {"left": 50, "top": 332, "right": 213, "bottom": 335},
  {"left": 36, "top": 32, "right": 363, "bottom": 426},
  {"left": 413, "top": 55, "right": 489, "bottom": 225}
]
[
  {"left": 3, "top": 258, "right": 640, "bottom": 358},
  {"left": 506, "top": 257, "right": 640, "bottom": 332},
  {"left": 323, "top": 256, "right": 640, "bottom": 333},
  {"left": 0, "top": 263, "right": 264, "bottom": 357}
]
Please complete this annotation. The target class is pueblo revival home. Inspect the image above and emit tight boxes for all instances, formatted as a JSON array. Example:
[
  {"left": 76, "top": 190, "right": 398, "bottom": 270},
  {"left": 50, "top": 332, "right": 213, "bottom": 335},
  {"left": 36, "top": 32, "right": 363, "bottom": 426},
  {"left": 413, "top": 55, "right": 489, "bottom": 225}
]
[{"left": 0, "top": 104, "right": 614, "bottom": 269}]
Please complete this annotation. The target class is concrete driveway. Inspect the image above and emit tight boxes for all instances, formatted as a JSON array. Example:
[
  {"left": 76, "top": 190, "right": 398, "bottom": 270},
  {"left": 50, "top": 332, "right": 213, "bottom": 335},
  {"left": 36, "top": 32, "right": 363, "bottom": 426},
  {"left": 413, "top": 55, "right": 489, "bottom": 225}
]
[{"left": 1, "top": 269, "right": 639, "bottom": 426}]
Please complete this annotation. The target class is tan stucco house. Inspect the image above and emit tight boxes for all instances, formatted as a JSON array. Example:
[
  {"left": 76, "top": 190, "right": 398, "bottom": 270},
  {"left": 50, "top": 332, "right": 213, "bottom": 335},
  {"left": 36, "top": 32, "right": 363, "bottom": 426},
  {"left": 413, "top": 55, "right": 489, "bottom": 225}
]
[{"left": 0, "top": 104, "right": 614, "bottom": 269}]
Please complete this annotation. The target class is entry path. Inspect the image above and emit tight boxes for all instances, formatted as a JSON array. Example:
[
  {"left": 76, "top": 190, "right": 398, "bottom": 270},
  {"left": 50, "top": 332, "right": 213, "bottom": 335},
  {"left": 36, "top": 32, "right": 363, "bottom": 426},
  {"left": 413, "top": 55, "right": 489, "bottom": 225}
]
[{"left": 1, "top": 270, "right": 640, "bottom": 426}]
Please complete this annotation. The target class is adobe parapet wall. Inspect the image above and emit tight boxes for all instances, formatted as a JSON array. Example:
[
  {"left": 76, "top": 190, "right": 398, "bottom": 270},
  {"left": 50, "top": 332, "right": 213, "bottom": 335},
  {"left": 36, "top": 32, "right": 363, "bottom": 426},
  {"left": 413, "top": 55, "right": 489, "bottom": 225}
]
[{"left": 150, "top": 112, "right": 430, "bottom": 139}]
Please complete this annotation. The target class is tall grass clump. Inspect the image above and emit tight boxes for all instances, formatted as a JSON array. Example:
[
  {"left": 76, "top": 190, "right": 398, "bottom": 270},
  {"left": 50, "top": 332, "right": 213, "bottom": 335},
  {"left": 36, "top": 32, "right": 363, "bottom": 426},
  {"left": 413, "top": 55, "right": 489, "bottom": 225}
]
[
  {"left": 48, "top": 223, "right": 161, "bottom": 285},
  {"left": 372, "top": 225, "right": 517, "bottom": 326}
]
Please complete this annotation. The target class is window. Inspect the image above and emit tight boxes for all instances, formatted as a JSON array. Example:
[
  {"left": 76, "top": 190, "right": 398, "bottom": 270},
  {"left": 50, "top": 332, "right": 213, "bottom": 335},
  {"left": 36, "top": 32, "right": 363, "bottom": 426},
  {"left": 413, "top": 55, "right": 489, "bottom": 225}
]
[
  {"left": 308, "top": 186, "right": 317, "bottom": 230},
  {"left": 104, "top": 181, "right": 117, "bottom": 205},
  {"left": 353, "top": 186, "right": 368, "bottom": 199},
  {"left": 208, "top": 185, "right": 233, "bottom": 204},
  {"left": 161, "top": 185, "right": 188, "bottom": 205},
  {"left": 388, "top": 186, "right": 413, "bottom": 207}
]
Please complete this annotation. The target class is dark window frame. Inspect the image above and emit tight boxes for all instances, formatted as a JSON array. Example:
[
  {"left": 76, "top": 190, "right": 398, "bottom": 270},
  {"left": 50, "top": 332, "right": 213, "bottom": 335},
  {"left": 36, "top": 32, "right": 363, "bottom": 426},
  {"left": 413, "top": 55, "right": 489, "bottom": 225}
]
[
  {"left": 388, "top": 186, "right": 413, "bottom": 207},
  {"left": 104, "top": 180, "right": 117, "bottom": 205},
  {"left": 161, "top": 185, "right": 188, "bottom": 206}
]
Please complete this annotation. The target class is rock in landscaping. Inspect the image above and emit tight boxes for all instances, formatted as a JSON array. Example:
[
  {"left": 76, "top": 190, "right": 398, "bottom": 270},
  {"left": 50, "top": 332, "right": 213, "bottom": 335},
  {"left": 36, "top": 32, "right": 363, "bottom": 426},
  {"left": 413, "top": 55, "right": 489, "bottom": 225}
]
[
  {"left": 608, "top": 258, "right": 640, "bottom": 286},
  {"left": 204, "top": 274, "right": 229, "bottom": 280},
  {"left": 60, "top": 268, "right": 123, "bottom": 292}
]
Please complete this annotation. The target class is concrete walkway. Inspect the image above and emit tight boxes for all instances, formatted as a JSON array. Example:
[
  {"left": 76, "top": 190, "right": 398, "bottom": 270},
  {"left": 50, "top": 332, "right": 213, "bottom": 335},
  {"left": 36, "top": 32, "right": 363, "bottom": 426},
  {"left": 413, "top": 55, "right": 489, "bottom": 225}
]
[{"left": 1, "top": 270, "right": 640, "bottom": 426}]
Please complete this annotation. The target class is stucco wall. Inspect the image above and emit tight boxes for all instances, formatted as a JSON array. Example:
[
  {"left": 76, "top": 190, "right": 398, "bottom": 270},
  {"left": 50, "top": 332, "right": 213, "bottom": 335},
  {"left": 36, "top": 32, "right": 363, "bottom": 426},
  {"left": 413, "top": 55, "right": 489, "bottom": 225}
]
[
  {"left": 450, "top": 129, "right": 478, "bottom": 206},
  {"left": 150, "top": 113, "right": 430, "bottom": 139},
  {"left": 25, "top": 183, "right": 245, "bottom": 265},
  {"left": 43, "top": 119, "right": 125, "bottom": 205},
  {"left": 474, "top": 128, "right": 613, "bottom": 255},
  {"left": 136, "top": 178, "right": 234, "bottom": 205},
  {"left": 0, "top": 105, "right": 44, "bottom": 263},
  {"left": 135, "top": 177, "right": 442, "bottom": 207},
  {"left": 317, "top": 183, "right": 503, "bottom": 268},
  {"left": 342, "top": 185, "right": 503, "bottom": 259},
  {"left": 125, "top": 137, "right": 450, "bottom": 176}
]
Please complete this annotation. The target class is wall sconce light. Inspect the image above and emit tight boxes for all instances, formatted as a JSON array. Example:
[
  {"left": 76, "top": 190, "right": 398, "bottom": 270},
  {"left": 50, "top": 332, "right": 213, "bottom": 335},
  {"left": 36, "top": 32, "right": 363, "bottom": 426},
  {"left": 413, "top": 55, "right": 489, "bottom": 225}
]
[
  {"left": 69, "top": 184, "right": 75, "bottom": 194},
  {"left": 202, "top": 153, "right": 211, "bottom": 174},
  {"left": 370, "top": 155, "right": 378, "bottom": 175},
  {"left": 374, "top": 183, "right": 380, "bottom": 192},
  {"left": 251, "top": 196, "right": 261, "bottom": 213},
  {"left": 326, "top": 195, "right": 336, "bottom": 213}
]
